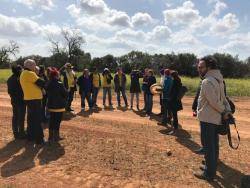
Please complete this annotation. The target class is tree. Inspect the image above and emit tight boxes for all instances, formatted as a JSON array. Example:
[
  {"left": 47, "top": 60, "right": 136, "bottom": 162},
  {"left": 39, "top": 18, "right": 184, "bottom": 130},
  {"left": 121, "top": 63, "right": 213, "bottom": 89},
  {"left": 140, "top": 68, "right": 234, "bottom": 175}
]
[
  {"left": 47, "top": 27, "right": 86, "bottom": 70},
  {"left": 0, "top": 41, "right": 19, "bottom": 68}
]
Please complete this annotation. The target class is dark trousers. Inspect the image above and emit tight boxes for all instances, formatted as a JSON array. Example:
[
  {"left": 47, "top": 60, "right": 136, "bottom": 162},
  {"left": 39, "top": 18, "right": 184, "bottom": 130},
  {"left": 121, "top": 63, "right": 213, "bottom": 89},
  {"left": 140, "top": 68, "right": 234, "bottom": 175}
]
[
  {"left": 201, "top": 122, "right": 219, "bottom": 178},
  {"left": 116, "top": 89, "right": 128, "bottom": 106},
  {"left": 143, "top": 92, "right": 147, "bottom": 109},
  {"left": 162, "top": 99, "right": 171, "bottom": 123},
  {"left": 145, "top": 94, "right": 153, "bottom": 114},
  {"left": 41, "top": 96, "right": 48, "bottom": 123},
  {"left": 81, "top": 92, "right": 92, "bottom": 109},
  {"left": 160, "top": 94, "right": 163, "bottom": 114},
  {"left": 67, "top": 87, "right": 75, "bottom": 109},
  {"left": 26, "top": 100, "right": 44, "bottom": 144},
  {"left": 11, "top": 101, "right": 26, "bottom": 138},
  {"left": 172, "top": 110, "right": 179, "bottom": 129},
  {"left": 49, "top": 112, "right": 63, "bottom": 131},
  {"left": 92, "top": 87, "right": 99, "bottom": 106},
  {"left": 103, "top": 87, "right": 112, "bottom": 105},
  {"left": 200, "top": 122, "right": 206, "bottom": 149}
]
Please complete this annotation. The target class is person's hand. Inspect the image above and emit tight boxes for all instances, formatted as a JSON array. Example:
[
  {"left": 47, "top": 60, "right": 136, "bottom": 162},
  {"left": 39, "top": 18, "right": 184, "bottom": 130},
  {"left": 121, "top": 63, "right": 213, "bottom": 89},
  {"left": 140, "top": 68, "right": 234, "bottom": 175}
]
[{"left": 193, "top": 111, "right": 197, "bottom": 117}]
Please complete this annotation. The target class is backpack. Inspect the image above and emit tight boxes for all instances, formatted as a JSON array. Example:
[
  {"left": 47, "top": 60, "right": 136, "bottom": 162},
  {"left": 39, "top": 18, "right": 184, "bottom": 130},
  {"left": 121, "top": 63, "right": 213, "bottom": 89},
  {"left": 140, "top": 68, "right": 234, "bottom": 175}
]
[
  {"left": 177, "top": 85, "right": 188, "bottom": 100},
  {"left": 217, "top": 115, "right": 240, "bottom": 149},
  {"left": 211, "top": 77, "right": 240, "bottom": 149}
]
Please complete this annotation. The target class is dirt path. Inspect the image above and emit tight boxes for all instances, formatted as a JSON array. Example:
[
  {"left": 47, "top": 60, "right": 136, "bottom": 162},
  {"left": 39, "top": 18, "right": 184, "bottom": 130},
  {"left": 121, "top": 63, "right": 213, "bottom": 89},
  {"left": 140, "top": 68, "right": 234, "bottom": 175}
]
[{"left": 0, "top": 85, "right": 249, "bottom": 187}]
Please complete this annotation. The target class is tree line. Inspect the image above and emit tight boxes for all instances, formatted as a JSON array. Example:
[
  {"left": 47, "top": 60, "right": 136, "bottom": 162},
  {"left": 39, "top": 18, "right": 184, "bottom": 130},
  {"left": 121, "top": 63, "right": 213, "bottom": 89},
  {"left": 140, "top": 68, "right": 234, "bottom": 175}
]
[{"left": 1, "top": 28, "right": 250, "bottom": 78}]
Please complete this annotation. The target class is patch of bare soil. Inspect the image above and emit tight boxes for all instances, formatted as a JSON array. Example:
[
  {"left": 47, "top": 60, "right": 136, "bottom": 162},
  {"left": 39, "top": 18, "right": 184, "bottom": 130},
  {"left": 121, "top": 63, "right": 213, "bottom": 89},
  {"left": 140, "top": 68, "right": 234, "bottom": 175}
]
[{"left": 0, "top": 84, "right": 249, "bottom": 187}]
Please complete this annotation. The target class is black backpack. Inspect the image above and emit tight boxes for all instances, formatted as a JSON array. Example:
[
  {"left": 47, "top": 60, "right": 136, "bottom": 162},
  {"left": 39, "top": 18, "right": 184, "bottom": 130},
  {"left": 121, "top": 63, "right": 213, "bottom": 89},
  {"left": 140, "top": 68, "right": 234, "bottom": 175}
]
[
  {"left": 217, "top": 115, "right": 240, "bottom": 149},
  {"left": 177, "top": 85, "right": 188, "bottom": 100},
  {"left": 212, "top": 77, "right": 240, "bottom": 149}
]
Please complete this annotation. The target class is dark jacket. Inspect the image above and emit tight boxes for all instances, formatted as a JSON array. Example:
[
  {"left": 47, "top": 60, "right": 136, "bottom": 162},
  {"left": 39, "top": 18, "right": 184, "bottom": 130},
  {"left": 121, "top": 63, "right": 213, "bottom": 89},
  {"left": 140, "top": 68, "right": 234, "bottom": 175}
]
[
  {"left": 162, "top": 76, "right": 173, "bottom": 99},
  {"left": 145, "top": 75, "right": 156, "bottom": 95},
  {"left": 142, "top": 75, "right": 148, "bottom": 92},
  {"left": 46, "top": 79, "right": 68, "bottom": 110},
  {"left": 169, "top": 79, "right": 183, "bottom": 112},
  {"left": 192, "top": 81, "right": 202, "bottom": 112},
  {"left": 130, "top": 71, "right": 143, "bottom": 93},
  {"left": 7, "top": 74, "right": 24, "bottom": 105},
  {"left": 114, "top": 73, "right": 126, "bottom": 92},
  {"left": 77, "top": 75, "right": 92, "bottom": 95}
]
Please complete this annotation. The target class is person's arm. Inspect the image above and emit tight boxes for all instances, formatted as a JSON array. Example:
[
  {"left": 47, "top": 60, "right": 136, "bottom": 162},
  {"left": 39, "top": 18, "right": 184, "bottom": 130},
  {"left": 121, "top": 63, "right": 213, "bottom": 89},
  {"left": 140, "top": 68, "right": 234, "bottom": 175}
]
[
  {"left": 35, "top": 78, "right": 45, "bottom": 88},
  {"left": 60, "top": 83, "right": 68, "bottom": 99},
  {"left": 202, "top": 79, "right": 225, "bottom": 113},
  {"left": 192, "top": 84, "right": 201, "bottom": 111}
]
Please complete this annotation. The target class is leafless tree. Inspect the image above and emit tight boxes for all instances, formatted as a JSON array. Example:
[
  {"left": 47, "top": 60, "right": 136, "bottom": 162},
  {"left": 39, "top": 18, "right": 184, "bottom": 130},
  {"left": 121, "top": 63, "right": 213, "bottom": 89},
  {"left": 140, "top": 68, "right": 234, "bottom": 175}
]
[
  {"left": 0, "top": 40, "right": 19, "bottom": 64},
  {"left": 47, "top": 27, "right": 85, "bottom": 62}
]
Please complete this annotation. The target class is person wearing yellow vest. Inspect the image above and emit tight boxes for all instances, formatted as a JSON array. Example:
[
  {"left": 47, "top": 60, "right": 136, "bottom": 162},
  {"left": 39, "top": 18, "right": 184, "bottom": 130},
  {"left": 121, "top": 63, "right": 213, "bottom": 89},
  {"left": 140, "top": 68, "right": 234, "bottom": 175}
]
[
  {"left": 59, "top": 63, "right": 77, "bottom": 112},
  {"left": 102, "top": 68, "right": 113, "bottom": 107},
  {"left": 20, "top": 59, "right": 45, "bottom": 146},
  {"left": 90, "top": 67, "right": 101, "bottom": 108}
]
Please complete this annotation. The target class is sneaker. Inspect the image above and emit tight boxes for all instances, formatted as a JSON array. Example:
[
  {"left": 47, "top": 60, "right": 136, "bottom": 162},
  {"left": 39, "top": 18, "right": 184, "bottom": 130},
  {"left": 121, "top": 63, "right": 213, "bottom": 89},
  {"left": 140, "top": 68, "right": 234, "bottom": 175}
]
[
  {"left": 194, "top": 148, "right": 205, "bottom": 155},
  {"left": 167, "top": 130, "right": 176, "bottom": 135},
  {"left": 200, "top": 165, "right": 206, "bottom": 171},
  {"left": 81, "top": 108, "right": 85, "bottom": 112},
  {"left": 136, "top": 105, "right": 140, "bottom": 111},
  {"left": 194, "top": 171, "right": 214, "bottom": 182}
]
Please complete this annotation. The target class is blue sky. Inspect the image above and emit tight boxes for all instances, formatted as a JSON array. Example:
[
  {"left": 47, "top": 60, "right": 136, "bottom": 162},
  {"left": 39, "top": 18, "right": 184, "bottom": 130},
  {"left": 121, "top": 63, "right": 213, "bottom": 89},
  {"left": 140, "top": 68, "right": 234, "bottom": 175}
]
[{"left": 0, "top": 0, "right": 249, "bottom": 59}]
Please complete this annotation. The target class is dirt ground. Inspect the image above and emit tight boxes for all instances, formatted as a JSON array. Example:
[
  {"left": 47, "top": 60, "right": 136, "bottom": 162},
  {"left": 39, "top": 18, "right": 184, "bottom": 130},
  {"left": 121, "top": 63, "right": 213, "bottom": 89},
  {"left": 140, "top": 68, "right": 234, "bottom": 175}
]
[{"left": 0, "top": 84, "right": 249, "bottom": 188}]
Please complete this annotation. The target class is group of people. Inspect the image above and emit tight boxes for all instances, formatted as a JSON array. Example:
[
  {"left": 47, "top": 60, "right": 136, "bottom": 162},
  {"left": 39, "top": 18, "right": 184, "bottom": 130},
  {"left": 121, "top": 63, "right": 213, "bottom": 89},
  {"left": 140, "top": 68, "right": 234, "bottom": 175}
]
[{"left": 7, "top": 56, "right": 233, "bottom": 182}]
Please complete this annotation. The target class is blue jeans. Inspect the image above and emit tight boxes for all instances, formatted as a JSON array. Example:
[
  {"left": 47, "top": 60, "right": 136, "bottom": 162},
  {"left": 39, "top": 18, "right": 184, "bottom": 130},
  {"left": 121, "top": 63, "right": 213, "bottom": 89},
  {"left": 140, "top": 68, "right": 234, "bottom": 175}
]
[
  {"left": 81, "top": 92, "right": 92, "bottom": 109},
  {"left": 92, "top": 87, "right": 99, "bottom": 106},
  {"left": 116, "top": 89, "right": 128, "bottom": 106},
  {"left": 103, "top": 87, "right": 112, "bottom": 105},
  {"left": 201, "top": 122, "right": 219, "bottom": 178},
  {"left": 145, "top": 94, "right": 153, "bottom": 114}
]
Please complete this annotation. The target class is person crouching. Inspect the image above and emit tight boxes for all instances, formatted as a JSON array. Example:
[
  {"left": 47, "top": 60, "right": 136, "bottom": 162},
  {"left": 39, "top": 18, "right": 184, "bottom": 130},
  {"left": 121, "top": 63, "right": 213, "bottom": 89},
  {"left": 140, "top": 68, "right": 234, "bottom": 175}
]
[{"left": 46, "top": 68, "right": 68, "bottom": 143}]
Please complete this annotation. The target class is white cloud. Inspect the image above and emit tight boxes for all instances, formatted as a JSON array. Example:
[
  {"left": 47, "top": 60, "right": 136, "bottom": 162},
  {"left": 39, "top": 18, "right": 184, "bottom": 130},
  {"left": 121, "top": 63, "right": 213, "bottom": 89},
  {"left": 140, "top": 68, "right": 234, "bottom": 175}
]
[
  {"left": 68, "top": 0, "right": 155, "bottom": 30},
  {"left": 108, "top": 10, "right": 131, "bottom": 27},
  {"left": 211, "top": 13, "right": 239, "bottom": 35},
  {"left": 0, "top": 13, "right": 40, "bottom": 37},
  {"left": 163, "top": 1, "right": 202, "bottom": 25},
  {"left": 211, "top": 1, "right": 227, "bottom": 16},
  {"left": 115, "top": 28, "right": 146, "bottom": 41},
  {"left": 131, "top": 12, "right": 155, "bottom": 27},
  {"left": 170, "top": 31, "right": 201, "bottom": 45},
  {"left": 0, "top": 13, "right": 61, "bottom": 38},
  {"left": 148, "top": 25, "right": 171, "bottom": 42},
  {"left": 17, "top": 0, "right": 55, "bottom": 10},
  {"left": 79, "top": 0, "right": 107, "bottom": 15}
]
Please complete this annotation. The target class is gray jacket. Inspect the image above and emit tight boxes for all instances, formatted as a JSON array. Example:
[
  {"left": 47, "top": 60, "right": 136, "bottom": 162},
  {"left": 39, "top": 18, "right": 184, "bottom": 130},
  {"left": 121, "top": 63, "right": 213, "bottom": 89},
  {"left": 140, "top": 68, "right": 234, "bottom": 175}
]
[{"left": 197, "top": 70, "right": 231, "bottom": 125}]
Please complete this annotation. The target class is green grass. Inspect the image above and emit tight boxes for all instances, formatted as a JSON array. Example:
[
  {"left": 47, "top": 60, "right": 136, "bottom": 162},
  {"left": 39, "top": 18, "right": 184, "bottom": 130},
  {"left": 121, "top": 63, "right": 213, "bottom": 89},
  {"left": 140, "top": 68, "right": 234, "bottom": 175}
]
[
  {"left": 1, "top": 69, "right": 250, "bottom": 96},
  {"left": 0, "top": 69, "right": 11, "bottom": 84}
]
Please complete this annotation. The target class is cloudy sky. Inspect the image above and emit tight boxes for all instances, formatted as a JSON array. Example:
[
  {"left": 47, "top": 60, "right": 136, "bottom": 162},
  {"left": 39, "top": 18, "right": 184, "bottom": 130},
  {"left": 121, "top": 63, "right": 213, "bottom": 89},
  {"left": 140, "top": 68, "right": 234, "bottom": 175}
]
[{"left": 0, "top": 0, "right": 250, "bottom": 59}]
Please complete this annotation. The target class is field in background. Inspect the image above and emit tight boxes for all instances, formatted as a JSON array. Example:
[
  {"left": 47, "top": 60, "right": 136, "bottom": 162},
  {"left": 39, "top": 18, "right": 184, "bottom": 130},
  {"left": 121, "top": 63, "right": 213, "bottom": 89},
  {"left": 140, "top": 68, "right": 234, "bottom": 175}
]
[{"left": 1, "top": 69, "right": 250, "bottom": 96}]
